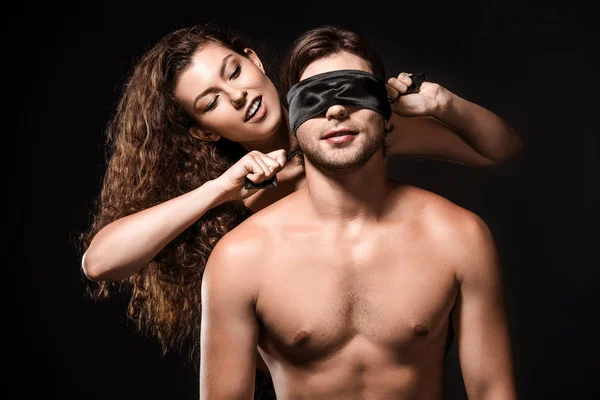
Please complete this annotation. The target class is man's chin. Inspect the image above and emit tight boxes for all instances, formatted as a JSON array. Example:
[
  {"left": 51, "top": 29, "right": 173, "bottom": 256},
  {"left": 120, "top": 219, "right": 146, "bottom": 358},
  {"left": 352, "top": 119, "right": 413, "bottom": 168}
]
[
  {"left": 305, "top": 153, "right": 370, "bottom": 171},
  {"left": 300, "top": 136, "right": 384, "bottom": 172}
]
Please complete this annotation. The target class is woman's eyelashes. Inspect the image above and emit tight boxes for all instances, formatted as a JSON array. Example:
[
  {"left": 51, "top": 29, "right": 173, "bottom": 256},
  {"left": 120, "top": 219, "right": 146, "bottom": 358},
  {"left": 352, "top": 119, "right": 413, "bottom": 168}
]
[
  {"left": 229, "top": 65, "right": 241, "bottom": 80},
  {"left": 205, "top": 96, "right": 219, "bottom": 112},
  {"left": 205, "top": 65, "right": 242, "bottom": 112}
]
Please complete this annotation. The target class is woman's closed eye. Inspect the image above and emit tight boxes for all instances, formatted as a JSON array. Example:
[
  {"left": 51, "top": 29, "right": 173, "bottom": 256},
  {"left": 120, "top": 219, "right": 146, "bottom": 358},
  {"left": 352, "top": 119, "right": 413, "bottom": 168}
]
[
  {"left": 205, "top": 65, "right": 242, "bottom": 112},
  {"left": 205, "top": 95, "right": 219, "bottom": 112},
  {"left": 229, "top": 65, "right": 241, "bottom": 80}
]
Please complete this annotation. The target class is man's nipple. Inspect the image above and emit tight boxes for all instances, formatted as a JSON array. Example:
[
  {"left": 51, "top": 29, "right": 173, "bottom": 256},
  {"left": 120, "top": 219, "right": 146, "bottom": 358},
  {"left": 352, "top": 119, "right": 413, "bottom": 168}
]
[
  {"left": 412, "top": 323, "right": 429, "bottom": 337},
  {"left": 293, "top": 330, "right": 312, "bottom": 346}
]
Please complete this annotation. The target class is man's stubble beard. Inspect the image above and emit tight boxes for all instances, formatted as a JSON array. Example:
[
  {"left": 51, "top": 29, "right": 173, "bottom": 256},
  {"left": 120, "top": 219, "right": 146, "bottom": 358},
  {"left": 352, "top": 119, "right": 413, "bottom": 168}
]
[{"left": 297, "top": 127, "right": 386, "bottom": 172}]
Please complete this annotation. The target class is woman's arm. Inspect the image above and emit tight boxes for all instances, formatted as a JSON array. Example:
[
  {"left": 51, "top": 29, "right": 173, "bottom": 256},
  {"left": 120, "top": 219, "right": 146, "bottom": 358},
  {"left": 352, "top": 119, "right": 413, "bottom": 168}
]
[
  {"left": 82, "top": 149, "right": 286, "bottom": 281},
  {"left": 385, "top": 73, "right": 522, "bottom": 167},
  {"left": 82, "top": 179, "right": 229, "bottom": 281}
]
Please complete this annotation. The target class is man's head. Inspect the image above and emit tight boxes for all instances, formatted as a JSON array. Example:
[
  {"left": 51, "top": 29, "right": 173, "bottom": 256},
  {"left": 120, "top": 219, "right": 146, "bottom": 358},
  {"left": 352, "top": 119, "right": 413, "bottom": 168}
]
[{"left": 280, "top": 26, "right": 391, "bottom": 171}]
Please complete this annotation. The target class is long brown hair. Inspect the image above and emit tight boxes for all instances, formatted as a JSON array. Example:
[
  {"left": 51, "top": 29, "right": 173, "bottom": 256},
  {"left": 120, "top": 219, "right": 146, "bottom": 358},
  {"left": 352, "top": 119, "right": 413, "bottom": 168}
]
[{"left": 78, "top": 24, "right": 258, "bottom": 361}]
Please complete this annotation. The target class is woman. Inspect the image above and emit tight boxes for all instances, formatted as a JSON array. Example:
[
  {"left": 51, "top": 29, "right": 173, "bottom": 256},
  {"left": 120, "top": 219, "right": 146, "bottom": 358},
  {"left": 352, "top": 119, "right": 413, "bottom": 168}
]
[{"left": 79, "top": 22, "right": 521, "bottom": 389}]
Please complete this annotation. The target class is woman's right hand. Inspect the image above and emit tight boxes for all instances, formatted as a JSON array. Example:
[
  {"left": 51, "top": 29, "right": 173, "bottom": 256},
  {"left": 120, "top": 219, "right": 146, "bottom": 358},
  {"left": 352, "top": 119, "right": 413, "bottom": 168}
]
[
  {"left": 214, "top": 149, "right": 288, "bottom": 202},
  {"left": 82, "top": 149, "right": 288, "bottom": 281}
]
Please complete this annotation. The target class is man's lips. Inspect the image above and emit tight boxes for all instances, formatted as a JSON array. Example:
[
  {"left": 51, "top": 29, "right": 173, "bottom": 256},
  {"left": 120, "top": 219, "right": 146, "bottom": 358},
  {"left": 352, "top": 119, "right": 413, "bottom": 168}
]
[{"left": 321, "top": 129, "right": 357, "bottom": 140}]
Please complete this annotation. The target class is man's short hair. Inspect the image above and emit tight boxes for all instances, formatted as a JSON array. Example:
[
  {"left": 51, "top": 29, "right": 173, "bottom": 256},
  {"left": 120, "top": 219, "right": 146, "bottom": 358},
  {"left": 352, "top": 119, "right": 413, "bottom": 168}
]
[{"left": 280, "top": 25, "right": 387, "bottom": 106}]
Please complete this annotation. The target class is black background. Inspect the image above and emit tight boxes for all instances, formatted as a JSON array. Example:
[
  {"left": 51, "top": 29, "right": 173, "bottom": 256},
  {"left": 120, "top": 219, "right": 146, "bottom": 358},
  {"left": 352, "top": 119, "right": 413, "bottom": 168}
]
[{"left": 7, "top": 1, "right": 599, "bottom": 399}]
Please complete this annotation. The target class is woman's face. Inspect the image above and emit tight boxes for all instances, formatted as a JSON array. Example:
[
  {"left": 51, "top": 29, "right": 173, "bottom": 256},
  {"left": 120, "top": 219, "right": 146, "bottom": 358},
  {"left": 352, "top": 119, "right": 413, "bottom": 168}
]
[{"left": 174, "top": 43, "right": 283, "bottom": 144}]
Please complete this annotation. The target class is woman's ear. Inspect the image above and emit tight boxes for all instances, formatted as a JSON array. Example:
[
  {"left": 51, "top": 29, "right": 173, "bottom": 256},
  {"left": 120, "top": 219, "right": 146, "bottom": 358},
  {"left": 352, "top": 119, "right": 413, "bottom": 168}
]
[
  {"left": 189, "top": 126, "right": 221, "bottom": 142},
  {"left": 244, "top": 48, "right": 265, "bottom": 73}
]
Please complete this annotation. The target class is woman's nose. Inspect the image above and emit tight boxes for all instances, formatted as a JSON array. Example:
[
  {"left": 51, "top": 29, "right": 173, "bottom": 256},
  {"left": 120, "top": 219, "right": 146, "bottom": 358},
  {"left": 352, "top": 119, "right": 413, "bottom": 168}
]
[{"left": 231, "top": 89, "right": 248, "bottom": 108}]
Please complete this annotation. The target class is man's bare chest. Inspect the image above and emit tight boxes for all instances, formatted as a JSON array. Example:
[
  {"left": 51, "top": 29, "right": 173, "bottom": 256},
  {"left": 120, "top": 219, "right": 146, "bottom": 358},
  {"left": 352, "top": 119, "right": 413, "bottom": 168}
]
[{"left": 255, "top": 233, "right": 457, "bottom": 362}]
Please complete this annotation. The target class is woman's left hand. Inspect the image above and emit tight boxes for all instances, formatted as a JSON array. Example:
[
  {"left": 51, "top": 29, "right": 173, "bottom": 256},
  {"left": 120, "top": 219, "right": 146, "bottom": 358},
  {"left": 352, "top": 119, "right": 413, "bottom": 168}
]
[{"left": 386, "top": 72, "right": 446, "bottom": 118}]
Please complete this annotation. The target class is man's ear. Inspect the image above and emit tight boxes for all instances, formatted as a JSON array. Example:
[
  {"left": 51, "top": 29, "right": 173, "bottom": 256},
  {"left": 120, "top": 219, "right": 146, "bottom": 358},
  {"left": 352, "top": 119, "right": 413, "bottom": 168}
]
[
  {"left": 244, "top": 48, "right": 265, "bottom": 73},
  {"left": 189, "top": 126, "right": 221, "bottom": 142},
  {"left": 384, "top": 120, "right": 395, "bottom": 135}
]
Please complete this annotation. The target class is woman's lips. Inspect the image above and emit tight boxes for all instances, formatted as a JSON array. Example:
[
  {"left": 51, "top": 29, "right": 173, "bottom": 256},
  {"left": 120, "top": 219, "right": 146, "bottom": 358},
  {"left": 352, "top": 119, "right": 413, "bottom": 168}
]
[{"left": 246, "top": 97, "right": 266, "bottom": 123}]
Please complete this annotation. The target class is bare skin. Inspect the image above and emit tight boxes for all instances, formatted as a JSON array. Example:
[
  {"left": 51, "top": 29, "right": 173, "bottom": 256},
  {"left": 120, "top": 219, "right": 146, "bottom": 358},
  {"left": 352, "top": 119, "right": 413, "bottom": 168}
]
[
  {"left": 82, "top": 44, "right": 521, "bottom": 282},
  {"left": 202, "top": 184, "right": 514, "bottom": 399},
  {"left": 80, "top": 39, "right": 520, "bottom": 389},
  {"left": 200, "top": 51, "right": 516, "bottom": 399}
]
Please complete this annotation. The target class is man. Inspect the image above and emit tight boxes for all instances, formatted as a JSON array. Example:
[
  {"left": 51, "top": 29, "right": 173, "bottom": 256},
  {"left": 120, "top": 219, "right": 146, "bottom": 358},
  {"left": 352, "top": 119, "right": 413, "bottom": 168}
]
[{"left": 200, "top": 25, "right": 516, "bottom": 399}]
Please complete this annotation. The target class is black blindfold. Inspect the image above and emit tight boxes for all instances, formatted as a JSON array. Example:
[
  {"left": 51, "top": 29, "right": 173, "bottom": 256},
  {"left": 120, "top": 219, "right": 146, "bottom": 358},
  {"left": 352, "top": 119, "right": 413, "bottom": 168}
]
[{"left": 286, "top": 70, "right": 392, "bottom": 135}]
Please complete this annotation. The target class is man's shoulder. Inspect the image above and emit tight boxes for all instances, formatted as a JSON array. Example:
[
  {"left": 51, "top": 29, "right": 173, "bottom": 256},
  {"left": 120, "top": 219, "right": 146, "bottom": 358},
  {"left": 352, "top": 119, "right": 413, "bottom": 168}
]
[
  {"left": 396, "top": 185, "right": 495, "bottom": 276},
  {"left": 209, "top": 197, "right": 296, "bottom": 263},
  {"left": 202, "top": 217, "right": 271, "bottom": 294},
  {"left": 396, "top": 184, "right": 489, "bottom": 242},
  {"left": 209, "top": 214, "right": 272, "bottom": 264}
]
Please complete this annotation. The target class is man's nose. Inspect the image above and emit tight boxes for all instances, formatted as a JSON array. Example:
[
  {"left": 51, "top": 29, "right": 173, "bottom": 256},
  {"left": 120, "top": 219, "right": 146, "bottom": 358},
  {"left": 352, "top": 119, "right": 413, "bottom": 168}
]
[
  {"left": 230, "top": 89, "right": 248, "bottom": 108},
  {"left": 326, "top": 105, "right": 348, "bottom": 121}
]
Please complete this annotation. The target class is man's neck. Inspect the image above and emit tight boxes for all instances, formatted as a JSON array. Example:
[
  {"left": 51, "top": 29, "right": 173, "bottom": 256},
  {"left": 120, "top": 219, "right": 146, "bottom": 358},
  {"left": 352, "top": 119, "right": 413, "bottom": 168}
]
[
  {"left": 302, "top": 150, "right": 392, "bottom": 222},
  {"left": 242, "top": 108, "right": 297, "bottom": 154}
]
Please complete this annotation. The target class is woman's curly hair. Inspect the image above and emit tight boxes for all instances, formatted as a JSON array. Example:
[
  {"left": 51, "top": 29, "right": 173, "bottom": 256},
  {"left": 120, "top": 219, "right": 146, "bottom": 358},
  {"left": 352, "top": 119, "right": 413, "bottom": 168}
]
[{"left": 78, "top": 23, "right": 260, "bottom": 362}]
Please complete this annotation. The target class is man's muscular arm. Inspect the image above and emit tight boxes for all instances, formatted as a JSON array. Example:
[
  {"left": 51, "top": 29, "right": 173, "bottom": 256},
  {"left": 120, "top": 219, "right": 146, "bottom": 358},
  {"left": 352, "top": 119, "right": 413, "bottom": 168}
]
[
  {"left": 200, "top": 229, "right": 262, "bottom": 399},
  {"left": 452, "top": 213, "right": 517, "bottom": 399}
]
